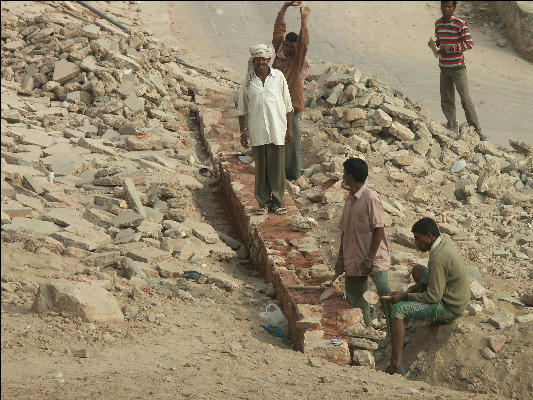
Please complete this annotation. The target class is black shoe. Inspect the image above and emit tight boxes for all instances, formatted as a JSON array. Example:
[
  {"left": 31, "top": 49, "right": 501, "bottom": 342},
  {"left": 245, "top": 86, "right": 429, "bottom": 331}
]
[{"left": 477, "top": 131, "right": 487, "bottom": 141}]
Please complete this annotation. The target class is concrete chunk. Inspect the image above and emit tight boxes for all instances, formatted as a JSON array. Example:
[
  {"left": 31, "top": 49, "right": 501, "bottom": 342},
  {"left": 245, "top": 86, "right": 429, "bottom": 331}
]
[
  {"left": 123, "top": 178, "right": 146, "bottom": 217},
  {"left": 2, "top": 217, "right": 59, "bottom": 235},
  {"left": 32, "top": 280, "right": 123, "bottom": 322},
  {"left": 52, "top": 59, "right": 81, "bottom": 84}
]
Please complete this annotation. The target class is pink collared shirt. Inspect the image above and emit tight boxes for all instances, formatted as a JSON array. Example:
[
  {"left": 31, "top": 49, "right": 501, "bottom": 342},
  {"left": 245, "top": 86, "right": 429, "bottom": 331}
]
[{"left": 338, "top": 185, "right": 391, "bottom": 276}]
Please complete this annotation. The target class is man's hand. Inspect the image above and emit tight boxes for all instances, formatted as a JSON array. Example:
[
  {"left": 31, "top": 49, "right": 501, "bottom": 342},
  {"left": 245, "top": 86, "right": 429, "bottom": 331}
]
[
  {"left": 285, "top": 130, "right": 293, "bottom": 144},
  {"left": 284, "top": 1, "right": 301, "bottom": 7},
  {"left": 439, "top": 44, "right": 454, "bottom": 53},
  {"left": 361, "top": 259, "right": 373, "bottom": 274},
  {"left": 240, "top": 131, "right": 248, "bottom": 148},
  {"left": 300, "top": 5, "right": 310, "bottom": 18},
  {"left": 388, "top": 291, "right": 407, "bottom": 304}
]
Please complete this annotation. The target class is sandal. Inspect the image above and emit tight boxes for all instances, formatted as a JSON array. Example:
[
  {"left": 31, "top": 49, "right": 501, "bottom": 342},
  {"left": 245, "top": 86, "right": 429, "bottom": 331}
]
[
  {"left": 385, "top": 365, "right": 407, "bottom": 377},
  {"left": 256, "top": 207, "right": 268, "bottom": 215},
  {"left": 273, "top": 207, "right": 287, "bottom": 215}
]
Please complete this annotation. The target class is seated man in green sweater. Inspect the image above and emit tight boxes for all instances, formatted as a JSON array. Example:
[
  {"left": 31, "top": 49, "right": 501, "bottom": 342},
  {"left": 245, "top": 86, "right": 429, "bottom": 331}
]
[{"left": 385, "top": 217, "right": 470, "bottom": 376}]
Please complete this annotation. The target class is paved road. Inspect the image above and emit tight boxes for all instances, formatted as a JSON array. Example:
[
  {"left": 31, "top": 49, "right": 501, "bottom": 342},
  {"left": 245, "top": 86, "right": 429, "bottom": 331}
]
[{"left": 133, "top": 1, "right": 532, "bottom": 147}]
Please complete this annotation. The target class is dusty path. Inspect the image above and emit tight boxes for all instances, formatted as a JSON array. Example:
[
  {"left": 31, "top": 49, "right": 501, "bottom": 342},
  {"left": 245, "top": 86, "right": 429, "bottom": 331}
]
[{"left": 128, "top": 1, "right": 532, "bottom": 147}]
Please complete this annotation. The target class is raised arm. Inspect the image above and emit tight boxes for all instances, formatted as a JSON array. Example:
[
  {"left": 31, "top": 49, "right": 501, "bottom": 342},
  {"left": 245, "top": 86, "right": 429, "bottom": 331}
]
[
  {"left": 295, "top": 5, "right": 310, "bottom": 68},
  {"left": 273, "top": 2, "right": 292, "bottom": 51}
]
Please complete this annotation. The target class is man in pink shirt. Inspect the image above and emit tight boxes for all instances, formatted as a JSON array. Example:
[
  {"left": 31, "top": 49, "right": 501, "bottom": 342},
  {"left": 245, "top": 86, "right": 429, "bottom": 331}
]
[{"left": 335, "top": 157, "right": 392, "bottom": 334}]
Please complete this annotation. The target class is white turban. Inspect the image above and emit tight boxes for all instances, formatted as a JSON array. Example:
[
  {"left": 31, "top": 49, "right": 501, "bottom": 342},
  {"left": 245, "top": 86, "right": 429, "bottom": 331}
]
[
  {"left": 249, "top": 44, "right": 274, "bottom": 59},
  {"left": 245, "top": 44, "right": 274, "bottom": 87}
]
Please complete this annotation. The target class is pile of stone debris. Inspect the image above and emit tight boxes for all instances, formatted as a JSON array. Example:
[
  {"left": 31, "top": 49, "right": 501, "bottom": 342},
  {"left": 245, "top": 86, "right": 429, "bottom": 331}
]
[{"left": 1, "top": 4, "right": 241, "bottom": 318}]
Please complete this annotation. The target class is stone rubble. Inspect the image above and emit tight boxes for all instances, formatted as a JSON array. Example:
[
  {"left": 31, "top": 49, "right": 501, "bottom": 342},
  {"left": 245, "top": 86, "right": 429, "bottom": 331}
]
[{"left": 1, "top": 4, "right": 239, "bottom": 326}]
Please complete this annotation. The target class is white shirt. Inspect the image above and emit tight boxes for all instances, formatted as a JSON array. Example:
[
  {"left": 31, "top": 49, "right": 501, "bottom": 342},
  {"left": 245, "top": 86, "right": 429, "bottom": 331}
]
[
  {"left": 237, "top": 68, "right": 294, "bottom": 147},
  {"left": 430, "top": 236, "right": 442, "bottom": 255}
]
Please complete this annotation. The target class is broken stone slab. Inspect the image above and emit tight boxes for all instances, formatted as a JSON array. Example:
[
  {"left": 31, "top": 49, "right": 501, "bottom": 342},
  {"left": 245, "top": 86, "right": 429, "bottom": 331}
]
[
  {"left": 480, "top": 347, "right": 496, "bottom": 360},
  {"left": 124, "top": 93, "right": 145, "bottom": 113},
  {"left": 392, "top": 228, "right": 417, "bottom": 249},
  {"left": 466, "top": 302, "right": 483, "bottom": 316},
  {"left": 8, "top": 127, "right": 55, "bottom": 148},
  {"left": 52, "top": 59, "right": 81, "bottom": 84},
  {"left": 42, "top": 208, "right": 86, "bottom": 227},
  {"left": 387, "top": 121, "right": 415, "bottom": 141},
  {"left": 83, "top": 207, "right": 115, "bottom": 228},
  {"left": 32, "top": 280, "right": 123, "bottom": 322},
  {"left": 1, "top": 204, "right": 33, "bottom": 218},
  {"left": 124, "top": 134, "right": 163, "bottom": 151},
  {"left": 489, "top": 334, "right": 507, "bottom": 353},
  {"left": 14, "top": 194, "right": 44, "bottom": 212},
  {"left": 489, "top": 312, "right": 515, "bottom": 329},
  {"left": 470, "top": 280, "right": 487, "bottom": 299},
  {"left": 82, "top": 23, "right": 100, "bottom": 39},
  {"left": 509, "top": 138, "right": 533, "bottom": 156},
  {"left": 83, "top": 251, "right": 121, "bottom": 268},
  {"left": 381, "top": 103, "right": 419, "bottom": 121},
  {"left": 216, "top": 232, "right": 242, "bottom": 250},
  {"left": 115, "top": 228, "right": 142, "bottom": 244},
  {"left": 1, "top": 210, "right": 11, "bottom": 224},
  {"left": 303, "top": 329, "right": 351, "bottom": 365},
  {"left": 78, "top": 137, "right": 118, "bottom": 156},
  {"left": 515, "top": 314, "right": 533, "bottom": 323},
  {"left": 180, "top": 220, "right": 218, "bottom": 244},
  {"left": 1, "top": 181, "right": 16, "bottom": 199},
  {"left": 2, "top": 217, "right": 59, "bottom": 235},
  {"left": 105, "top": 51, "right": 141, "bottom": 70},
  {"left": 136, "top": 220, "right": 161, "bottom": 239},
  {"left": 339, "top": 308, "right": 364, "bottom": 325},
  {"left": 156, "top": 260, "right": 184, "bottom": 278},
  {"left": 94, "top": 195, "right": 127, "bottom": 211},
  {"left": 348, "top": 337, "right": 378, "bottom": 351},
  {"left": 343, "top": 326, "right": 387, "bottom": 341},
  {"left": 125, "top": 247, "right": 171, "bottom": 265},
  {"left": 123, "top": 178, "right": 146, "bottom": 217},
  {"left": 122, "top": 257, "right": 159, "bottom": 279},
  {"left": 51, "top": 231, "right": 98, "bottom": 251},
  {"left": 112, "top": 209, "right": 145, "bottom": 229},
  {"left": 326, "top": 83, "right": 344, "bottom": 107},
  {"left": 372, "top": 109, "right": 393, "bottom": 128},
  {"left": 352, "top": 349, "right": 375, "bottom": 368},
  {"left": 22, "top": 175, "right": 44, "bottom": 195}
]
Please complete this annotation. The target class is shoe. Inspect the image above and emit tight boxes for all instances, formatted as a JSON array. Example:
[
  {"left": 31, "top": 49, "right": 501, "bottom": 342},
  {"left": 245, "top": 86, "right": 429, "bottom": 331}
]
[
  {"left": 256, "top": 207, "right": 268, "bottom": 215},
  {"left": 477, "top": 132, "right": 487, "bottom": 141},
  {"left": 272, "top": 207, "right": 287, "bottom": 215}
]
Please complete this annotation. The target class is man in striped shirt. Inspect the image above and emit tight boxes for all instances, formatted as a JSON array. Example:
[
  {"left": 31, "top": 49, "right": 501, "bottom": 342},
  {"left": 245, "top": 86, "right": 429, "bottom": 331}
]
[{"left": 434, "top": 1, "right": 485, "bottom": 140}]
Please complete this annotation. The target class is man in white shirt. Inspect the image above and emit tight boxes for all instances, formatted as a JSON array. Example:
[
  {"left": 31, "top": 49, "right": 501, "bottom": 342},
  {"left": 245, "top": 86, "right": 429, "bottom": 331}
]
[{"left": 237, "top": 44, "right": 294, "bottom": 215}]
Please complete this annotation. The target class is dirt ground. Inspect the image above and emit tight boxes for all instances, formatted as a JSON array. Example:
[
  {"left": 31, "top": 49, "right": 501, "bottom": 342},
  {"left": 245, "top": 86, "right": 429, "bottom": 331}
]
[{"left": 1, "top": 1, "right": 532, "bottom": 400}]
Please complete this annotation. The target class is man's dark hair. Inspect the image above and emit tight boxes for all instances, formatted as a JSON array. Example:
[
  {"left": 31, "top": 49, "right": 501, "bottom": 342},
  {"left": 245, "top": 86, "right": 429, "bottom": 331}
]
[
  {"left": 285, "top": 32, "right": 298, "bottom": 42},
  {"left": 343, "top": 158, "right": 368, "bottom": 183},
  {"left": 411, "top": 217, "right": 440, "bottom": 238},
  {"left": 441, "top": 1, "right": 457, "bottom": 6}
]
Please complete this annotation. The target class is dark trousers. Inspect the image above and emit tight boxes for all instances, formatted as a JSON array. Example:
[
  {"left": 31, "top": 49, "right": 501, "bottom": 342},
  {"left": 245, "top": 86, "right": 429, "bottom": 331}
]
[
  {"left": 252, "top": 144, "right": 285, "bottom": 209},
  {"left": 440, "top": 65, "right": 481, "bottom": 133},
  {"left": 285, "top": 111, "right": 301, "bottom": 180}
]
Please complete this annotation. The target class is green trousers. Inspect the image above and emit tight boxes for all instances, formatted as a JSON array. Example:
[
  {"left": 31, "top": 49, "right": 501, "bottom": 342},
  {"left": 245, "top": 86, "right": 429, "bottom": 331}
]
[
  {"left": 252, "top": 143, "right": 285, "bottom": 209},
  {"left": 345, "top": 271, "right": 391, "bottom": 336},
  {"left": 285, "top": 111, "right": 301, "bottom": 181},
  {"left": 440, "top": 65, "right": 481, "bottom": 133}
]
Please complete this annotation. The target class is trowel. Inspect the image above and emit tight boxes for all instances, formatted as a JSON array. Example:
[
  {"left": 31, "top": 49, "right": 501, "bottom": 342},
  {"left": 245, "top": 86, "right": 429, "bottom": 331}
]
[{"left": 287, "top": 272, "right": 344, "bottom": 301}]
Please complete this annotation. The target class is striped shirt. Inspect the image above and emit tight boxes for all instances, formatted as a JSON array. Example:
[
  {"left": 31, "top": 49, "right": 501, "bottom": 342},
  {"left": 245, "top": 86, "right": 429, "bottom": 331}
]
[{"left": 435, "top": 16, "right": 474, "bottom": 68}]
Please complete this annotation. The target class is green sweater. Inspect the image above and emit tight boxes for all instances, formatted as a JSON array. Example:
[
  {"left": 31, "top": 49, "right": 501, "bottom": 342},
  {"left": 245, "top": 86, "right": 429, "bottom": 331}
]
[{"left": 407, "top": 238, "right": 470, "bottom": 314}]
